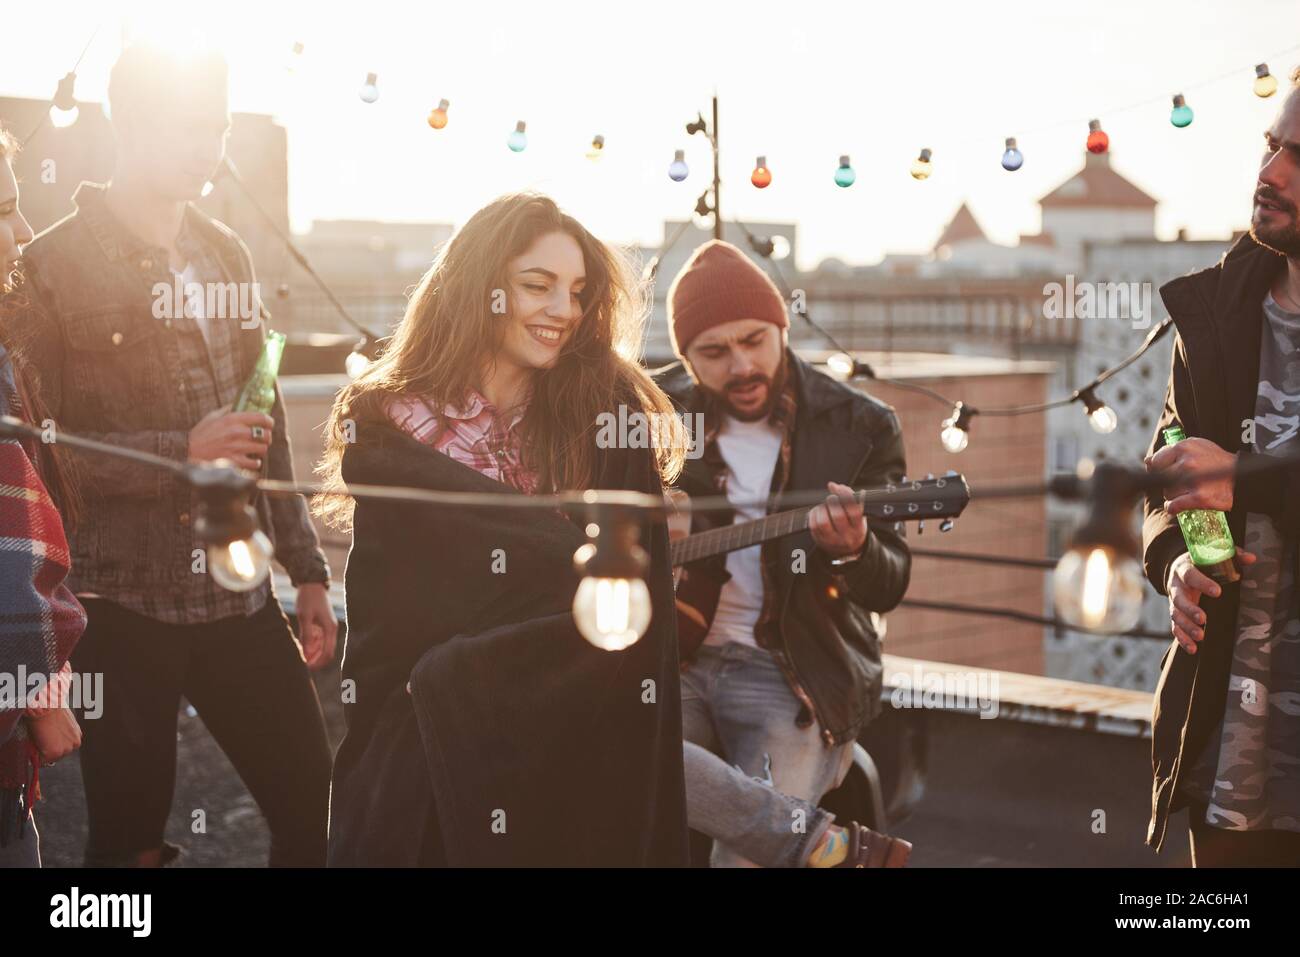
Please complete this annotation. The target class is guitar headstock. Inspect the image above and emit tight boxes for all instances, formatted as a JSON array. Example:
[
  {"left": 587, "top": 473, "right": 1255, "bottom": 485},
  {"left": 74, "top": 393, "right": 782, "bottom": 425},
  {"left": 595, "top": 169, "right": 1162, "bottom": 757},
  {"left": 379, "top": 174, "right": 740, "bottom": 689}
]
[{"left": 857, "top": 470, "right": 970, "bottom": 529}]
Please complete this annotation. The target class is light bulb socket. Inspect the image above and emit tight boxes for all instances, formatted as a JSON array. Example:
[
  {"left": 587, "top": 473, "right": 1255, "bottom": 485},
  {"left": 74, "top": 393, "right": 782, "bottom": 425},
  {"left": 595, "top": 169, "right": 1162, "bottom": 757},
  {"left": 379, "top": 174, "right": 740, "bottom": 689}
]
[
  {"left": 52, "top": 72, "right": 77, "bottom": 112},
  {"left": 1088, "top": 119, "right": 1102, "bottom": 132},
  {"left": 188, "top": 464, "right": 260, "bottom": 547},
  {"left": 1079, "top": 387, "right": 1106, "bottom": 416},
  {"left": 1004, "top": 137, "right": 1017, "bottom": 149},
  {"left": 515, "top": 120, "right": 526, "bottom": 133},
  {"left": 839, "top": 154, "right": 851, "bottom": 167},
  {"left": 591, "top": 134, "right": 604, "bottom": 149},
  {"left": 1172, "top": 94, "right": 1186, "bottom": 108},
  {"left": 755, "top": 155, "right": 767, "bottom": 168},
  {"left": 437, "top": 98, "right": 450, "bottom": 110},
  {"left": 686, "top": 113, "right": 708, "bottom": 136},
  {"left": 1256, "top": 63, "right": 1271, "bottom": 78},
  {"left": 364, "top": 72, "right": 378, "bottom": 85},
  {"left": 917, "top": 148, "right": 932, "bottom": 161},
  {"left": 945, "top": 401, "right": 975, "bottom": 432},
  {"left": 1067, "top": 462, "right": 1142, "bottom": 560},
  {"left": 571, "top": 505, "right": 649, "bottom": 580}
]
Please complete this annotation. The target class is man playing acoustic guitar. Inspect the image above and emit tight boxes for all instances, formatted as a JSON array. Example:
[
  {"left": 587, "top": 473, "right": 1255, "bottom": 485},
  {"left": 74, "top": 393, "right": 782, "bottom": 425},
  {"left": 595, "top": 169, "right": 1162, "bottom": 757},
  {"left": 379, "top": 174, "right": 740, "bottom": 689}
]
[{"left": 654, "top": 240, "right": 914, "bottom": 867}]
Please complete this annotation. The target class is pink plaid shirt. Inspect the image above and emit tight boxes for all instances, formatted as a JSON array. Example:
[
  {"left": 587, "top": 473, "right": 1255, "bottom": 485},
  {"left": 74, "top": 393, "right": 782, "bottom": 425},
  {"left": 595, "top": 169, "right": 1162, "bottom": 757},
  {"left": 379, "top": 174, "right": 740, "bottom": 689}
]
[{"left": 385, "top": 387, "right": 539, "bottom": 494}]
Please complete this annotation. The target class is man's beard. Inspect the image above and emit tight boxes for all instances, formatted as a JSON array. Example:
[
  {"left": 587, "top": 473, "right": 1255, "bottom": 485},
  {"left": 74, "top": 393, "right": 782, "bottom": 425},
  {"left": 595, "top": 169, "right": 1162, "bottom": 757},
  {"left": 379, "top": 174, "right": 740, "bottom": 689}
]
[
  {"left": 1250, "top": 186, "right": 1300, "bottom": 257},
  {"left": 710, "top": 356, "right": 787, "bottom": 422}
]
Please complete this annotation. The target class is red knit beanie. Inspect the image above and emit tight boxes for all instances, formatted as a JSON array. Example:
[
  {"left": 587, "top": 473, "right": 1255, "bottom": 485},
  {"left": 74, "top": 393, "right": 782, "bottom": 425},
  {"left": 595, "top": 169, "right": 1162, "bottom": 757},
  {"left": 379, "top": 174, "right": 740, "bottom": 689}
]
[{"left": 667, "top": 240, "right": 789, "bottom": 357}]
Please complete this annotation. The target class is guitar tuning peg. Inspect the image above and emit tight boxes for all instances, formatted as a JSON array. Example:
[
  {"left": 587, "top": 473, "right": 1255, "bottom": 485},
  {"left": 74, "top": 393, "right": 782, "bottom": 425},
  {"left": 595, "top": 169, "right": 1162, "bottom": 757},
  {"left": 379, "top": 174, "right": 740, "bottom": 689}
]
[
  {"left": 925, "top": 473, "right": 934, "bottom": 481},
  {"left": 939, "top": 518, "right": 954, "bottom": 532},
  {"left": 916, "top": 520, "right": 925, "bottom": 535}
]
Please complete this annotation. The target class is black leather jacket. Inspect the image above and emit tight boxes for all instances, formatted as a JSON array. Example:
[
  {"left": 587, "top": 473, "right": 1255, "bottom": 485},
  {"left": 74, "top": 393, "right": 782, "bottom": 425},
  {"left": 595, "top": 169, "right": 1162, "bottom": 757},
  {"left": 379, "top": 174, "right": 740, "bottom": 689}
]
[{"left": 654, "top": 349, "right": 912, "bottom": 746}]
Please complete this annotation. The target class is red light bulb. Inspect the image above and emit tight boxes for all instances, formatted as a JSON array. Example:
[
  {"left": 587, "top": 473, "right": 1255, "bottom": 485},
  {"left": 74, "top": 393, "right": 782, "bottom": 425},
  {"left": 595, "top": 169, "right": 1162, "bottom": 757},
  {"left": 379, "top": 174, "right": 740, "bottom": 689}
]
[
  {"left": 1086, "top": 118, "right": 1109, "bottom": 154},
  {"left": 751, "top": 155, "right": 772, "bottom": 189}
]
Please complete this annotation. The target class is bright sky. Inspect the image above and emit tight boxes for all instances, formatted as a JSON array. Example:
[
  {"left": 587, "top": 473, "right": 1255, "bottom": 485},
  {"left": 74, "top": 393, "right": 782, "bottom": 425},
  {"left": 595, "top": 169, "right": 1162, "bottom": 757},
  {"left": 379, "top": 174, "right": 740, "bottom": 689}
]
[{"left": 4, "top": 0, "right": 1300, "bottom": 270}]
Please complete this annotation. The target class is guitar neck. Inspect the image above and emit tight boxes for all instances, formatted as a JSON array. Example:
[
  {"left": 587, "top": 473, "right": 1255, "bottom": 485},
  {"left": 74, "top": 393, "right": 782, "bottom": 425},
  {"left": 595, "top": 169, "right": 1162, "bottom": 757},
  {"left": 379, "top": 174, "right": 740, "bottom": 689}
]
[{"left": 670, "top": 503, "right": 814, "bottom": 566}]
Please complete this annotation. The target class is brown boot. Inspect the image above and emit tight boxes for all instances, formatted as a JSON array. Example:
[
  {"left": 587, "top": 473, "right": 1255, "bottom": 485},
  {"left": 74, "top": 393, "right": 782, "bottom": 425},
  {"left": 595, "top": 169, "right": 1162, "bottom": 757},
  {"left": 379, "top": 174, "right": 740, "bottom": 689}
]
[{"left": 834, "top": 822, "right": 911, "bottom": 868}]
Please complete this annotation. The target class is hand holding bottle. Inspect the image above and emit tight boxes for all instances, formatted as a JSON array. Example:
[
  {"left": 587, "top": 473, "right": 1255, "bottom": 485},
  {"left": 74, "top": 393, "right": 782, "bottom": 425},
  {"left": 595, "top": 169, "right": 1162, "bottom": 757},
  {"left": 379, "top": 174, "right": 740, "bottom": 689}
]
[
  {"left": 1145, "top": 435, "right": 1236, "bottom": 513},
  {"left": 188, "top": 404, "right": 274, "bottom": 471},
  {"left": 1166, "top": 546, "right": 1257, "bottom": 654}
]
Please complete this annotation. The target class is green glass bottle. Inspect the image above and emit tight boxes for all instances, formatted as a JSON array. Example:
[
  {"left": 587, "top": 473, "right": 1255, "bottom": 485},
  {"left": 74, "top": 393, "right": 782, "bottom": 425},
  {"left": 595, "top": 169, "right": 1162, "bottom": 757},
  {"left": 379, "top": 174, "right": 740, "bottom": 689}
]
[
  {"left": 1162, "top": 425, "right": 1240, "bottom": 583},
  {"left": 233, "top": 331, "right": 286, "bottom": 415}
]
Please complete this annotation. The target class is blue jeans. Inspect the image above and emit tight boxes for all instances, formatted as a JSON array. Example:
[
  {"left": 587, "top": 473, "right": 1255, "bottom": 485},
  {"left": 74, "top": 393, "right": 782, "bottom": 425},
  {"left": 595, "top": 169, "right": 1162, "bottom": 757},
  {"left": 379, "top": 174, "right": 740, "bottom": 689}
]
[{"left": 682, "top": 641, "right": 852, "bottom": 867}]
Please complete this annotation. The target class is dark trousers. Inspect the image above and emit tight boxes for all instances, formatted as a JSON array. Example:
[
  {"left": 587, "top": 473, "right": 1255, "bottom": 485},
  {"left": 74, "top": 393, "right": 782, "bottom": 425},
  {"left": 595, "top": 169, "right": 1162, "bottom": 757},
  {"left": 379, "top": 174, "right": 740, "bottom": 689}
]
[
  {"left": 71, "top": 595, "right": 332, "bottom": 866},
  {"left": 1187, "top": 802, "right": 1300, "bottom": 867}
]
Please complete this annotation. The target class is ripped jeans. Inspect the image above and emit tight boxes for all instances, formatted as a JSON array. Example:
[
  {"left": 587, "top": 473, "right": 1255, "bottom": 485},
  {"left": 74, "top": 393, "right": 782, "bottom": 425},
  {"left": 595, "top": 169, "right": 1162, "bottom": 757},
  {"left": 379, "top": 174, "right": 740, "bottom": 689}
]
[{"left": 682, "top": 641, "right": 853, "bottom": 867}]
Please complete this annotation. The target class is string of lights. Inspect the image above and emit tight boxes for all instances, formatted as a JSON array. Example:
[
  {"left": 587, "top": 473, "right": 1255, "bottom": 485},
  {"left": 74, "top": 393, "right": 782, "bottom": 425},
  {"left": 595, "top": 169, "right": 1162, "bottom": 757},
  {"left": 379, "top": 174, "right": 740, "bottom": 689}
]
[{"left": 7, "top": 412, "right": 1300, "bottom": 647}]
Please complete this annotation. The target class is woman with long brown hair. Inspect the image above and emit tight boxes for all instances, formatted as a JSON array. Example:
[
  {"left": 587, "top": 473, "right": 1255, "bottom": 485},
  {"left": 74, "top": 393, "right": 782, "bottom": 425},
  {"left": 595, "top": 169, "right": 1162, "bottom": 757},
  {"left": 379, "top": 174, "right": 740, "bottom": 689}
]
[{"left": 319, "top": 192, "right": 691, "bottom": 866}]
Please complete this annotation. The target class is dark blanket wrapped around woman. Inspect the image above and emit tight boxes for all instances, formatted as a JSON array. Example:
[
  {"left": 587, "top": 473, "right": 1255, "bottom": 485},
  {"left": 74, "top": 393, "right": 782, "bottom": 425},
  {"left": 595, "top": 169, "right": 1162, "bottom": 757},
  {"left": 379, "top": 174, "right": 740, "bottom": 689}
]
[{"left": 326, "top": 419, "right": 689, "bottom": 867}]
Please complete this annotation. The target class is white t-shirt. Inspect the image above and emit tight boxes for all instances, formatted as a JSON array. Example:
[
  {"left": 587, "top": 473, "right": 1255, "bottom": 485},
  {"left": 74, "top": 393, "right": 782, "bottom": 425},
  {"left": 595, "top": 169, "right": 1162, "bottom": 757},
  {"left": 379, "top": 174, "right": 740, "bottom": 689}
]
[
  {"left": 703, "top": 414, "right": 784, "bottom": 648},
  {"left": 173, "top": 261, "right": 212, "bottom": 346}
]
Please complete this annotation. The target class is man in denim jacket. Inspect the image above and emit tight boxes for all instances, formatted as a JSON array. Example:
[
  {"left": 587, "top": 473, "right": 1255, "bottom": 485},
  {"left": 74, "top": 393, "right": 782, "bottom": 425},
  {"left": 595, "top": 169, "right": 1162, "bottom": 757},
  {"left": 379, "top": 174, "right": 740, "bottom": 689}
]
[{"left": 9, "top": 43, "right": 333, "bottom": 867}]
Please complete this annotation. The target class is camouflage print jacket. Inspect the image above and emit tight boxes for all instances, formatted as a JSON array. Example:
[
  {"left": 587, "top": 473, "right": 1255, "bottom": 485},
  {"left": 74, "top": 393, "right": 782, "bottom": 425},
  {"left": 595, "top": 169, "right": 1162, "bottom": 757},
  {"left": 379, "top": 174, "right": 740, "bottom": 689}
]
[{"left": 1143, "top": 232, "right": 1299, "bottom": 851}]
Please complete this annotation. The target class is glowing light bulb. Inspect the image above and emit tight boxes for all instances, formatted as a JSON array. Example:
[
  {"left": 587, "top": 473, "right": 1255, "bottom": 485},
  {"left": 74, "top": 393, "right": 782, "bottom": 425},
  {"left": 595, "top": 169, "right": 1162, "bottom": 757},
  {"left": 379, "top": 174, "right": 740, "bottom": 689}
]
[
  {"left": 586, "top": 134, "right": 605, "bottom": 159},
  {"left": 208, "top": 530, "right": 274, "bottom": 592},
  {"left": 1001, "top": 137, "right": 1023, "bottom": 171},
  {"left": 49, "top": 104, "right": 79, "bottom": 129},
  {"left": 834, "top": 155, "right": 855, "bottom": 188},
  {"left": 826, "top": 352, "right": 856, "bottom": 381},
  {"left": 1086, "top": 119, "right": 1109, "bottom": 154},
  {"left": 910, "top": 148, "right": 933, "bottom": 180},
  {"left": 668, "top": 149, "right": 689, "bottom": 182},
  {"left": 572, "top": 576, "right": 652, "bottom": 650},
  {"left": 751, "top": 155, "right": 772, "bottom": 189},
  {"left": 427, "top": 98, "right": 449, "bottom": 129},
  {"left": 200, "top": 180, "right": 216, "bottom": 198},
  {"left": 345, "top": 350, "right": 371, "bottom": 380},
  {"left": 940, "top": 402, "right": 972, "bottom": 453},
  {"left": 1170, "top": 94, "right": 1193, "bottom": 128},
  {"left": 940, "top": 420, "right": 968, "bottom": 453},
  {"left": 1089, "top": 404, "right": 1118, "bottom": 434},
  {"left": 507, "top": 121, "right": 527, "bottom": 152},
  {"left": 359, "top": 72, "right": 379, "bottom": 103},
  {"left": 1255, "top": 63, "right": 1278, "bottom": 98},
  {"left": 1081, "top": 388, "right": 1118, "bottom": 433},
  {"left": 285, "top": 41, "right": 304, "bottom": 73},
  {"left": 1052, "top": 546, "right": 1145, "bottom": 632}
]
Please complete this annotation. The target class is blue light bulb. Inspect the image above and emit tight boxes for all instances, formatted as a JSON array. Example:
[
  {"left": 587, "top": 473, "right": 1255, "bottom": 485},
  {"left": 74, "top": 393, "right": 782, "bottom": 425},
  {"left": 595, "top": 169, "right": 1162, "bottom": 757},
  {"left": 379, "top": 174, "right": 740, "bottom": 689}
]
[
  {"left": 834, "top": 155, "right": 855, "bottom": 188},
  {"left": 668, "top": 149, "right": 689, "bottom": 182},
  {"left": 507, "top": 121, "right": 527, "bottom": 152},
  {"left": 1001, "top": 137, "right": 1023, "bottom": 171}
]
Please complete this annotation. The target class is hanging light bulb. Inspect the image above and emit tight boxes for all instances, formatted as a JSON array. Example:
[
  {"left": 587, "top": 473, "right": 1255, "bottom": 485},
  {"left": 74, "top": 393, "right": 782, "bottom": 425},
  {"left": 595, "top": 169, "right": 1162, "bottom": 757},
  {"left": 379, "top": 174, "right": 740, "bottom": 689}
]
[
  {"left": 359, "top": 72, "right": 379, "bottom": 103},
  {"left": 1001, "top": 137, "right": 1023, "bottom": 171},
  {"left": 751, "top": 155, "right": 772, "bottom": 189},
  {"left": 939, "top": 402, "right": 974, "bottom": 453},
  {"left": 668, "top": 149, "right": 689, "bottom": 182},
  {"left": 48, "top": 72, "right": 78, "bottom": 129},
  {"left": 191, "top": 464, "right": 274, "bottom": 593},
  {"left": 834, "top": 155, "right": 855, "bottom": 188},
  {"left": 1080, "top": 387, "right": 1118, "bottom": 434},
  {"left": 209, "top": 531, "right": 275, "bottom": 592},
  {"left": 200, "top": 180, "right": 216, "bottom": 198},
  {"left": 346, "top": 336, "right": 380, "bottom": 379},
  {"left": 427, "top": 98, "right": 449, "bottom": 129},
  {"left": 826, "top": 352, "right": 857, "bottom": 382},
  {"left": 910, "top": 148, "right": 933, "bottom": 180},
  {"left": 571, "top": 504, "right": 651, "bottom": 651},
  {"left": 285, "top": 41, "right": 305, "bottom": 74},
  {"left": 1170, "top": 94, "right": 1193, "bottom": 128},
  {"left": 507, "top": 120, "right": 528, "bottom": 152},
  {"left": 1086, "top": 119, "right": 1109, "bottom": 154},
  {"left": 586, "top": 134, "right": 605, "bottom": 160},
  {"left": 1051, "top": 463, "right": 1147, "bottom": 633},
  {"left": 1255, "top": 63, "right": 1278, "bottom": 98}
]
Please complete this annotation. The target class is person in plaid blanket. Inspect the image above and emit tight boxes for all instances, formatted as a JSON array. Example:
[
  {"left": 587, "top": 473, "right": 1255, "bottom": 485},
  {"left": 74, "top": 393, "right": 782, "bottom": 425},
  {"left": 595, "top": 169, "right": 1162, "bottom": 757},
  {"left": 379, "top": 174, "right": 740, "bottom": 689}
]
[{"left": 0, "top": 123, "right": 87, "bottom": 868}]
